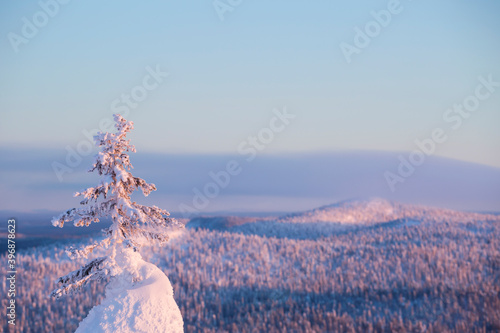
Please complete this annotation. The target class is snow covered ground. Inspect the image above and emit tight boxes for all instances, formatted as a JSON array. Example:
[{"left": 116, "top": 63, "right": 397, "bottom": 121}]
[
  {"left": 1, "top": 199, "right": 499, "bottom": 332},
  {"left": 76, "top": 254, "right": 183, "bottom": 333}
]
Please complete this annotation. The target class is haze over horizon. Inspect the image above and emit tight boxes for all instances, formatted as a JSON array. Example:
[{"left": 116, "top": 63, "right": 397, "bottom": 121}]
[{"left": 1, "top": 147, "right": 499, "bottom": 214}]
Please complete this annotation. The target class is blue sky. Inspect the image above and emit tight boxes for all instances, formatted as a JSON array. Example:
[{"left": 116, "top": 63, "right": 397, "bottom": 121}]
[{"left": 0, "top": 1, "right": 499, "bottom": 212}]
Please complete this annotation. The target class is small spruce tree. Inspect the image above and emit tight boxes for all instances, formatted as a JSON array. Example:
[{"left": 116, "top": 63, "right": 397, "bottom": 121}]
[{"left": 51, "top": 114, "right": 183, "bottom": 298}]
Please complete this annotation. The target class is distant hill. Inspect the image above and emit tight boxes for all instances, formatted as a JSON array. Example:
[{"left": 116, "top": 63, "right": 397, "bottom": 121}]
[
  {"left": 186, "top": 198, "right": 500, "bottom": 239},
  {"left": 276, "top": 198, "right": 499, "bottom": 225},
  {"left": 187, "top": 216, "right": 260, "bottom": 231}
]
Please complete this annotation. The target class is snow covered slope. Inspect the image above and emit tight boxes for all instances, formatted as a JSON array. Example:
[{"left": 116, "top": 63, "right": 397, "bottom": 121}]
[
  {"left": 276, "top": 198, "right": 499, "bottom": 225},
  {"left": 75, "top": 254, "right": 183, "bottom": 333},
  {"left": 186, "top": 198, "right": 500, "bottom": 239},
  {"left": 277, "top": 198, "right": 399, "bottom": 224}
]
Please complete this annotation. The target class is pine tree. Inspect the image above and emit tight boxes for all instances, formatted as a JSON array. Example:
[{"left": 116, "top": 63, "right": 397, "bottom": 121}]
[{"left": 50, "top": 114, "right": 183, "bottom": 298}]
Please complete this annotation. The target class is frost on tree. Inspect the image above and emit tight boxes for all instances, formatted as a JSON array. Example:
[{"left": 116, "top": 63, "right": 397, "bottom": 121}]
[{"left": 50, "top": 114, "right": 184, "bottom": 299}]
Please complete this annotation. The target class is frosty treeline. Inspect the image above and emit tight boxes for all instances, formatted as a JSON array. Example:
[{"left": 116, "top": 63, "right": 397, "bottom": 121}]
[
  {"left": 50, "top": 114, "right": 183, "bottom": 298},
  {"left": 1, "top": 212, "right": 499, "bottom": 332}
]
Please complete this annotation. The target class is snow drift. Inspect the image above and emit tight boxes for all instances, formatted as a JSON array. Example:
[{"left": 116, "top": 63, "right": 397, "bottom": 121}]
[{"left": 76, "top": 249, "right": 183, "bottom": 333}]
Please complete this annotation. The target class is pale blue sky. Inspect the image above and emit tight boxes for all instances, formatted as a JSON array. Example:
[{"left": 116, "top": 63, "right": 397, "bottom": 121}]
[{"left": 1, "top": 0, "right": 500, "bottom": 168}]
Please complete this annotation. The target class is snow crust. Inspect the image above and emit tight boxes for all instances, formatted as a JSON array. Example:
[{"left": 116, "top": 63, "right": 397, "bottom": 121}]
[{"left": 76, "top": 249, "right": 183, "bottom": 333}]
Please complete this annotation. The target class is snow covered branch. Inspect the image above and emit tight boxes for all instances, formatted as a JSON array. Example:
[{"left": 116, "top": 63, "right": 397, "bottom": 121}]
[{"left": 51, "top": 257, "right": 107, "bottom": 299}]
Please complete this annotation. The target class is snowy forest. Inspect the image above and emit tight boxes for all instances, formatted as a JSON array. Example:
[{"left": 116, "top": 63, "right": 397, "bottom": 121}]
[{"left": 1, "top": 199, "right": 499, "bottom": 332}]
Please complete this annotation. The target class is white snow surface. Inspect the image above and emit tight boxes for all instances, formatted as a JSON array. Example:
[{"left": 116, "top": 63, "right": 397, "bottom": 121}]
[
  {"left": 76, "top": 249, "right": 183, "bottom": 333},
  {"left": 274, "top": 198, "right": 499, "bottom": 225}
]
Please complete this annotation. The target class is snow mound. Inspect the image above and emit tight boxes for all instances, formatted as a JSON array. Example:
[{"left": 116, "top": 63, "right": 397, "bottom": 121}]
[
  {"left": 278, "top": 198, "right": 400, "bottom": 224},
  {"left": 277, "top": 198, "right": 500, "bottom": 225},
  {"left": 76, "top": 257, "right": 183, "bottom": 333}
]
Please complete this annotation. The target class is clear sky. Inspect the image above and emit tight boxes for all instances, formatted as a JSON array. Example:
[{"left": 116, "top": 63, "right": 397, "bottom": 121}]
[{"left": 1, "top": 0, "right": 499, "bottom": 167}]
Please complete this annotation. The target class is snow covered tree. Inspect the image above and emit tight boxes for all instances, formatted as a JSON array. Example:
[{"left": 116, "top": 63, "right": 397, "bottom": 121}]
[{"left": 50, "top": 114, "right": 184, "bottom": 299}]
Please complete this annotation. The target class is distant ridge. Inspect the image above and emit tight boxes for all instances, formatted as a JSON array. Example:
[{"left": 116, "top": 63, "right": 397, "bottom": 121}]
[
  {"left": 276, "top": 198, "right": 500, "bottom": 225},
  {"left": 187, "top": 198, "right": 500, "bottom": 232}
]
